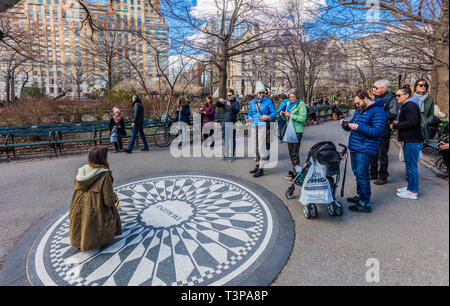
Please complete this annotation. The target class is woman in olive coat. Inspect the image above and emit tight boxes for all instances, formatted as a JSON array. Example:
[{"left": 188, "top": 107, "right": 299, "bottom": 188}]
[{"left": 69, "top": 146, "right": 122, "bottom": 251}]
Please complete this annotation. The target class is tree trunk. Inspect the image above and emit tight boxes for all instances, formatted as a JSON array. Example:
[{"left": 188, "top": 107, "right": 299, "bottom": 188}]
[
  {"left": 5, "top": 73, "right": 11, "bottom": 103},
  {"left": 431, "top": 3, "right": 449, "bottom": 117},
  {"left": 431, "top": 45, "right": 449, "bottom": 117},
  {"left": 218, "top": 61, "right": 228, "bottom": 99}
]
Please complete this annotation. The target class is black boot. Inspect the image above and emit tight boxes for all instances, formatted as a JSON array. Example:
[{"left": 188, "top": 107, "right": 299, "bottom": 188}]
[
  {"left": 253, "top": 169, "right": 264, "bottom": 178},
  {"left": 346, "top": 196, "right": 360, "bottom": 204},
  {"left": 249, "top": 166, "right": 259, "bottom": 174}
]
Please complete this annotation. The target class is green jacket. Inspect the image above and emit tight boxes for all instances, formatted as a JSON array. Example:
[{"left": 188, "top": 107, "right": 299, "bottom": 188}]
[
  {"left": 282, "top": 100, "right": 307, "bottom": 133},
  {"left": 423, "top": 96, "right": 435, "bottom": 125}
]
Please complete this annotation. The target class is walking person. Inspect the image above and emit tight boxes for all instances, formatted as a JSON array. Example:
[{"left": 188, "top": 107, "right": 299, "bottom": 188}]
[
  {"left": 216, "top": 89, "right": 240, "bottom": 162},
  {"left": 392, "top": 86, "right": 425, "bottom": 200},
  {"left": 123, "top": 95, "right": 149, "bottom": 153},
  {"left": 175, "top": 96, "right": 191, "bottom": 147},
  {"left": 341, "top": 89, "right": 387, "bottom": 213},
  {"left": 200, "top": 95, "right": 216, "bottom": 143},
  {"left": 280, "top": 89, "right": 307, "bottom": 182},
  {"left": 246, "top": 82, "right": 276, "bottom": 178},
  {"left": 69, "top": 146, "right": 122, "bottom": 251},
  {"left": 109, "top": 107, "right": 126, "bottom": 153},
  {"left": 370, "top": 80, "right": 399, "bottom": 185},
  {"left": 412, "top": 79, "right": 435, "bottom": 134}
]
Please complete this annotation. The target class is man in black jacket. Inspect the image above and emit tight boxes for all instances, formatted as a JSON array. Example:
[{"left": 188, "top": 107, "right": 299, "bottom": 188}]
[
  {"left": 124, "top": 95, "right": 149, "bottom": 153},
  {"left": 216, "top": 89, "right": 240, "bottom": 161},
  {"left": 370, "top": 80, "right": 399, "bottom": 185}
]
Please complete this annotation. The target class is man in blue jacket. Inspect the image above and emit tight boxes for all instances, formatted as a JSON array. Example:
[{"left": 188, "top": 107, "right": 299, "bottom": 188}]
[
  {"left": 341, "top": 89, "right": 387, "bottom": 213},
  {"left": 246, "top": 82, "right": 276, "bottom": 177}
]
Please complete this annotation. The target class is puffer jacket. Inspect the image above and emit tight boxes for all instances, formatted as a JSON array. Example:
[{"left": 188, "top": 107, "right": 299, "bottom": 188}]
[
  {"left": 216, "top": 97, "right": 240, "bottom": 123},
  {"left": 246, "top": 96, "right": 276, "bottom": 127},
  {"left": 69, "top": 165, "right": 122, "bottom": 251},
  {"left": 342, "top": 99, "right": 387, "bottom": 157}
]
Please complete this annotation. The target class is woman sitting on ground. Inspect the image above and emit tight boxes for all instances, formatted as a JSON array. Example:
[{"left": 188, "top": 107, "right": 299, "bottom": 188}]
[{"left": 69, "top": 146, "right": 122, "bottom": 251}]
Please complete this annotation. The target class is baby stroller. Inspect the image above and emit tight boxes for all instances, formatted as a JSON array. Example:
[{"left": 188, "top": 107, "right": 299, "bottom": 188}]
[{"left": 285, "top": 141, "right": 348, "bottom": 219}]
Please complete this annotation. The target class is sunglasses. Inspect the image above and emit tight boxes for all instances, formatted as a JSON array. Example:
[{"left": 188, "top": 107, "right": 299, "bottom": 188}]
[
  {"left": 417, "top": 84, "right": 428, "bottom": 88},
  {"left": 226, "top": 94, "right": 233, "bottom": 97},
  {"left": 395, "top": 94, "right": 405, "bottom": 97}
]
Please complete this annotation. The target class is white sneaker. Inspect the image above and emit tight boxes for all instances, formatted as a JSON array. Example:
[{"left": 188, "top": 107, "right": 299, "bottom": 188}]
[
  {"left": 397, "top": 187, "right": 408, "bottom": 192},
  {"left": 396, "top": 190, "right": 418, "bottom": 200}
]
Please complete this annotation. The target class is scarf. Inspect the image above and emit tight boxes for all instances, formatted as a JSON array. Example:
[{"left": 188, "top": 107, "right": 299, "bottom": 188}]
[
  {"left": 113, "top": 107, "right": 122, "bottom": 124},
  {"left": 413, "top": 92, "right": 427, "bottom": 113}
]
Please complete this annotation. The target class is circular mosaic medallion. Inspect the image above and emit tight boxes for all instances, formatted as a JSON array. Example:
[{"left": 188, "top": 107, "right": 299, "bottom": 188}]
[{"left": 24, "top": 173, "right": 293, "bottom": 286}]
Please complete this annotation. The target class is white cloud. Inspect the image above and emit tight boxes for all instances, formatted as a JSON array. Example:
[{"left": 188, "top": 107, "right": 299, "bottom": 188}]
[{"left": 190, "top": 0, "right": 326, "bottom": 22}]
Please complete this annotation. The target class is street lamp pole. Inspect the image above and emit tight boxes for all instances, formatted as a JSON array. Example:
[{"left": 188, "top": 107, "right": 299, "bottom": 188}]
[{"left": 398, "top": 72, "right": 403, "bottom": 89}]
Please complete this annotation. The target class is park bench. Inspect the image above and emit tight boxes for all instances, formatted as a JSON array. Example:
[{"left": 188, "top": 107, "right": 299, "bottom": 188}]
[{"left": 1, "top": 109, "right": 349, "bottom": 161}]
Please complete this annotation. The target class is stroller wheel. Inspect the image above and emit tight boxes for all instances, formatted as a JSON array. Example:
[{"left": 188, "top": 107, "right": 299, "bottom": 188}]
[
  {"left": 285, "top": 185, "right": 295, "bottom": 199},
  {"left": 328, "top": 203, "right": 336, "bottom": 216},
  {"left": 334, "top": 200, "right": 344, "bottom": 216},
  {"left": 303, "top": 205, "right": 312, "bottom": 219},
  {"left": 304, "top": 204, "right": 318, "bottom": 219}
]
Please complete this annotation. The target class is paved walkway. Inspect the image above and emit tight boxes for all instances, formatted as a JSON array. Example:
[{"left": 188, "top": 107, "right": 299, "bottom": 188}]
[{"left": 0, "top": 119, "right": 448, "bottom": 285}]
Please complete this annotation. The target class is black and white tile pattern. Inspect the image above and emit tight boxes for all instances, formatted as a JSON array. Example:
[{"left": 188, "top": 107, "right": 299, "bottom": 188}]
[{"left": 28, "top": 175, "right": 278, "bottom": 286}]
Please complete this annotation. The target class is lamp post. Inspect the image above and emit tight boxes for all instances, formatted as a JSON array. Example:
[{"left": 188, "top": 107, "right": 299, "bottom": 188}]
[{"left": 398, "top": 71, "right": 403, "bottom": 89}]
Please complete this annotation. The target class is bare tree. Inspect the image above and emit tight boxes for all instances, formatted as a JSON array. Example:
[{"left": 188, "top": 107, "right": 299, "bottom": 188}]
[
  {"left": 157, "top": 0, "right": 278, "bottom": 99},
  {"left": 81, "top": 19, "right": 122, "bottom": 92},
  {"left": 322, "top": 0, "right": 449, "bottom": 114},
  {"left": 62, "top": 61, "right": 92, "bottom": 102}
]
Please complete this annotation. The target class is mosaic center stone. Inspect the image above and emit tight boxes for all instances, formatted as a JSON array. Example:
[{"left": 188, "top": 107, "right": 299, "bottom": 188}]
[{"left": 140, "top": 200, "right": 194, "bottom": 228}]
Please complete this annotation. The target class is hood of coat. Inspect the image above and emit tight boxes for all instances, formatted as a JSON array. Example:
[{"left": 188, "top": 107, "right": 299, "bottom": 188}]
[
  {"left": 403, "top": 96, "right": 420, "bottom": 106},
  {"left": 75, "top": 164, "right": 110, "bottom": 192},
  {"left": 362, "top": 98, "right": 385, "bottom": 112}
]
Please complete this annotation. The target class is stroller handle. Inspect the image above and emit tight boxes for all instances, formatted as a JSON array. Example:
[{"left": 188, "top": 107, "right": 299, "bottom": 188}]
[{"left": 338, "top": 143, "right": 348, "bottom": 155}]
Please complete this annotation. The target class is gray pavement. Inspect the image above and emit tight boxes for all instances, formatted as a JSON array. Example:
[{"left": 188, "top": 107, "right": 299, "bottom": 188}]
[{"left": 0, "top": 119, "right": 448, "bottom": 285}]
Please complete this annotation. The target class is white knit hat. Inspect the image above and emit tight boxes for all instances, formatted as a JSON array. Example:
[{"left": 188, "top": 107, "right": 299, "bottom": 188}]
[{"left": 255, "top": 81, "right": 265, "bottom": 94}]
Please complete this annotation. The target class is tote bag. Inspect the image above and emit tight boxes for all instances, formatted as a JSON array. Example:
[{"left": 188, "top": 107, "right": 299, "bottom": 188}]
[{"left": 282, "top": 119, "right": 298, "bottom": 143}]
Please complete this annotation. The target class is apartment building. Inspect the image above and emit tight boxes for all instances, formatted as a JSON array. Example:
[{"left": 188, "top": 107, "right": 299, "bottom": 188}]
[{"left": 0, "top": 0, "right": 169, "bottom": 100}]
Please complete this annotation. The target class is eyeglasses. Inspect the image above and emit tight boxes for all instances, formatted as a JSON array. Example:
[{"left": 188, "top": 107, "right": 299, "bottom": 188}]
[
  {"left": 257, "top": 92, "right": 264, "bottom": 95},
  {"left": 226, "top": 94, "right": 233, "bottom": 97},
  {"left": 372, "top": 86, "right": 379, "bottom": 90}
]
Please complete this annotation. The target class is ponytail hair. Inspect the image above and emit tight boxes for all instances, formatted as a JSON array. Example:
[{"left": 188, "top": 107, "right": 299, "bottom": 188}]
[{"left": 399, "top": 85, "right": 412, "bottom": 97}]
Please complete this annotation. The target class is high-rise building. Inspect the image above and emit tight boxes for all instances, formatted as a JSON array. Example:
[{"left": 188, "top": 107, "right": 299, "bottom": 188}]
[{"left": 0, "top": 0, "right": 168, "bottom": 99}]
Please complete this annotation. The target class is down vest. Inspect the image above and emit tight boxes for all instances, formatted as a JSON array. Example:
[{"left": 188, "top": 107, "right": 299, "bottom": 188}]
[{"left": 342, "top": 99, "right": 387, "bottom": 157}]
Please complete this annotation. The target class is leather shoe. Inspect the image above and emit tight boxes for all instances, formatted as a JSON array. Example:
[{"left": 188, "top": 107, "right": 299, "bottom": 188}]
[
  {"left": 374, "top": 179, "right": 387, "bottom": 185},
  {"left": 123, "top": 149, "right": 132, "bottom": 154},
  {"left": 249, "top": 167, "right": 259, "bottom": 174},
  {"left": 346, "top": 196, "right": 360, "bottom": 204},
  {"left": 349, "top": 204, "right": 371, "bottom": 213},
  {"left": 253, "top": 169, "right": 264, "bottom": 177},
  {"left": 141, "top": 147, "right": 150, "bottom": 151}
]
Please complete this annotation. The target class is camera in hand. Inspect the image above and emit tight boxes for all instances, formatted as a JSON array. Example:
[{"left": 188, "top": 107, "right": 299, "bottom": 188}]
[{"left": 342, "top": 120, "right": 349, "bottom": 127}]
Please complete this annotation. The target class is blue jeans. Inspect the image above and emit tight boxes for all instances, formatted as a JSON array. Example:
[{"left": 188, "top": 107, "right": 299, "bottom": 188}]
[
  {"left": 350, "top": 151, "right": 373, "bottom": 206},
  {"left": 222, "top": 123, "right": 236, "bottom": 157},
  {"left": 127, "top": 124, "right": 149, "bottom": 151},
  {"left": 403, "top": 142, "right": 423, "bottom": 193}
]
